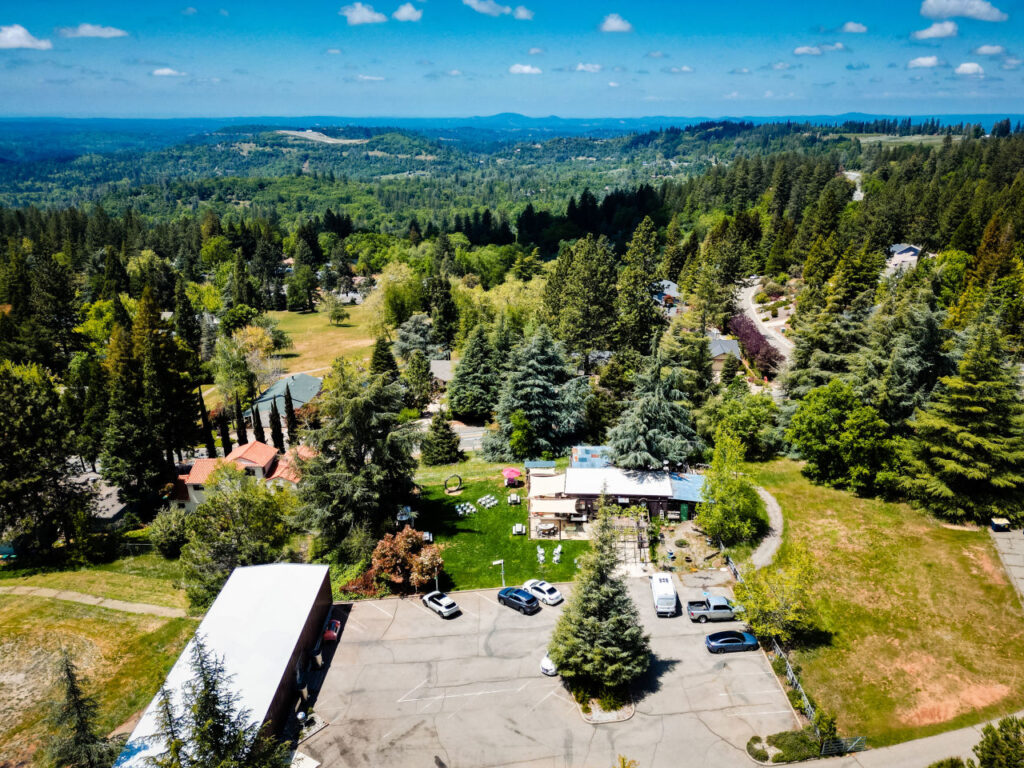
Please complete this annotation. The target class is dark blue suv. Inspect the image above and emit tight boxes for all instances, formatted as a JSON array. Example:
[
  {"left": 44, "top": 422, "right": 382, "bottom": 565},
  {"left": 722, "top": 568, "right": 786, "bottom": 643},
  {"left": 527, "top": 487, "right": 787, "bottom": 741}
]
[{"left": 497, "top": 587, "right": 540, "bottom": 614}]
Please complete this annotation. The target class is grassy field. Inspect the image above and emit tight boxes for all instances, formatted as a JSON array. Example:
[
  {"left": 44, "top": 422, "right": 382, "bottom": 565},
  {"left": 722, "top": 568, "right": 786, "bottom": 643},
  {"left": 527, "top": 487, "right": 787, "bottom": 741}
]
[
  {"left": 415, "top": 455, "right": 589, "bottom": 590},
  {"left": 0, "top": 552, "right": 187, "bottom": 611},
  {"left": 749, "top": 459, "right": 1024, "bottom": 747},
  {"left": 268, "top": 302, "right": 374, "bottom": 375},
  {"left": 837, "top": 133, "right": 961, "bottom": 146},
  {"left": 0, "top": 595, "right": 196, "bottom": 765}
]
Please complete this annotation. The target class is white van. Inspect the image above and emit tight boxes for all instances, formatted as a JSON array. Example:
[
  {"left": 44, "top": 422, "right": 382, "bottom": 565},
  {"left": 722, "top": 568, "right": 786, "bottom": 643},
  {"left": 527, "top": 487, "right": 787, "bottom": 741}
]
[{"left": 650, "top": 573, "right": 678, "bottom": 617}]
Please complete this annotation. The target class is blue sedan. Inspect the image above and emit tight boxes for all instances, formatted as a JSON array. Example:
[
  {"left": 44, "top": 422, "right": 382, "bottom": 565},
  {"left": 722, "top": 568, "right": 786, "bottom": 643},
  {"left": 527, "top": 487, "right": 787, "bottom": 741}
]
[
  {"left": 497, "top": 587, "right": 541, "bottom": 614},
  {"left": 705, "top": 630, "right": 759, "bottom": 654}
]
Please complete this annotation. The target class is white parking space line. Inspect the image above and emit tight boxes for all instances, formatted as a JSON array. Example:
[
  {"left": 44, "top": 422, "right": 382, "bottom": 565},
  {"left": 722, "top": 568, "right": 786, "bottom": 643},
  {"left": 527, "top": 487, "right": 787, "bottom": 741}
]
[
  {"left": 401, "top": 684, "right": 526, "bottom": 703},
  {"left": 476, "top": 594, "right": 499, "bottom": 606},
  {"left": 726, "top": 710, "right": 792, "bottom": 717},
  {"left": 369, "top": 602, "right": 395, "bottom": 618},
  {"left": 397, "top": 679, "right": 429, "bottom": 703},
  {"left": 718, "top": 690, "right": 782, "bottom": 696}
]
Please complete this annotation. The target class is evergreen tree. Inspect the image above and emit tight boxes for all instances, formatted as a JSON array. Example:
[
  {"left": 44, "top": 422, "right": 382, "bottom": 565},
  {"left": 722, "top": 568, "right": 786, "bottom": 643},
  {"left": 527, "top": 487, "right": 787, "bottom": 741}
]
[
  {"left": 234, "top": 394, "right": 248, "bottom": 445},
  {"left": 901, "top": 324, "right": 1024, "bottom": 523},
  {"left": 62, "top": 353, "right": 108, "bottom": 472},
  {"left": 283, "top": 384, "right": 298, "bottom": 446},
  {"left": 428, "top": 276, "right": 459, "bottom": 350},
  {"left": 197, "top": 388, "right": 218, "bottom": 459},
  {"left": 606, "top": 360, "right": 702, "bottom": 470},
  {"left": 173, "top": 276, "right": 201, "bottom": 353},
  {"left": 269, "top": 400, "right": 285, "bottom": 453},
  {"left": 548, "top": 507, "right": 651, "bottom": 696},
  {"left": 556, "top": 235, "right": 618, "bottom": 364},
  {"left": 148, "top": 637, "right": 289, "bottom": 768},
  {"left": 217, "top": 410, "right": 233, "bottom": 457},
  {"left": 447, "top": 324, "right": 499, "bottom": 422},
  {"left": 420, "top": 410, "right": 463, "bottom": 465},
  {"left": 616, "top": 218, "right": 663, "bottom": 354},
  {"left": 45, "top": 651, "right": 122, "bottom": 768},
  {"left": 297, "top": 362, "right": 417, "bottom": 555},
  {"left": 101, "top": 325, "right": 165, "bottom": 506},
  {"left": 695, "top": 428, "right": 763, "bottom": 545},
  {"left": 393, "top": 313, "right": 438, "bottom": 361},
  {"left": 370, "top": 336, "right": 400, "bottom": 379},
  {"left": 659, "top": 316, "right": 715, "bottom": 407},
  {"left": 251, "top": 405, "right": 267, "bottom": 444},
  {"left": 403, "top": 349, "right": 433, "bottom": 412},
  {"left": 720, "top": 353, "right": 742, "bottom": 381}
]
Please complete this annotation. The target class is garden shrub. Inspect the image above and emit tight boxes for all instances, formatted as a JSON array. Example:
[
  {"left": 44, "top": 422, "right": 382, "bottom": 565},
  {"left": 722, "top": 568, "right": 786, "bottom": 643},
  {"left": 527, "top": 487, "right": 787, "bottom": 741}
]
[
  {"left": 767, "top": 728, "right": 819, "bottom": 762},
  {"left": 747, "top": 736, "right": 769, "bottom": 762},
  {"left": 148, "top": 506, "right": 188, "bottom": 559}
]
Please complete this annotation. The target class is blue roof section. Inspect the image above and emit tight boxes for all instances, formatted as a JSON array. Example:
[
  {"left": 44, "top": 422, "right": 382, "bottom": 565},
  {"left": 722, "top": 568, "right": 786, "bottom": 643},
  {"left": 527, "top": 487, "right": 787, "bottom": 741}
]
[
  {"left": 571, "top": 445, "right": 611, "bottom": 469},
  {"left": 524, "top": 460, "right": 556, "bottom": 469},
  {"left": 669, "top": 473, "right": 706, "bottom": 503},
  {"left": 254, "top": 373, "right": 323, "bottom": 413}
]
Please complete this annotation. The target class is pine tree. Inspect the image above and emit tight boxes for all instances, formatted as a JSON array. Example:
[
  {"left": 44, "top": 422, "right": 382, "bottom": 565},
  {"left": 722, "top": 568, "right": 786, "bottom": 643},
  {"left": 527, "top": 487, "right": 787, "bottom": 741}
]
[
  {"left": 447, "top": 324, "right": 499, "bottom": 422},
  {"left": 217, "top": 410, "right": 233, "bottom": 457},
  {"left": 606, "top": 360, "right": 702, "bottom": 470},
  {"left": 428, "top": 276, "right": 459, "bottom": 350},
  {"left": 197, "top": 388, "right": 217, "bottom": 459},
  {"left": 234, "top": 394, "right": 248, "bottom": 445},
  {"left": 45, "top": 651, "right": 122, "bottom": 768},
  {"left": 251, "top": 405, "right": 267, "bottom": 444},
  {"left": 557, "top": 235, "right": 619, "bottom": 364},
  {"left": 615, "top": 218, "right": 663, "bottom": 354},
  {"left": 269, "top": 399, "right": 285, "bottom": 452},
  {"left": 403, "top": 349, "right": 433, "bottom": 411},
  {"left": 284, "top": 384, "right": 298, "bottom": 446},
  {"left": 901, "top": 324, "right": 1024, "bottom": 523},
  {"left": 420, "top": 410, "right": 463, "bottom": 465},
  {"left": 173, "top": 277, "right": 201, "bottom": 353},
  {"left": 370, "top": 336, "right": 400, "bottom": 379},
  {"left": 548, "top": 507, "right": 651, "bottom": 697}
]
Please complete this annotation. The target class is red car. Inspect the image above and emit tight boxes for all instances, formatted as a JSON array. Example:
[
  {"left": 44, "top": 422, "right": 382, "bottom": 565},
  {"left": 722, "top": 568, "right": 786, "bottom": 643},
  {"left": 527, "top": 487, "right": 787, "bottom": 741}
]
[{"left": 323, "top": 619, "right": 341, "bottom": 642}]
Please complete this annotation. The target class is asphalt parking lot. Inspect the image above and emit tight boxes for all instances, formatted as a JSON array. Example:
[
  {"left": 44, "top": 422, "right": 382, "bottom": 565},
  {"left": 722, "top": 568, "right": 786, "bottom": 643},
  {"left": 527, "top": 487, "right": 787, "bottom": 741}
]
[{"left": 302, "top": 576, "right": 797, "bottom": 768}]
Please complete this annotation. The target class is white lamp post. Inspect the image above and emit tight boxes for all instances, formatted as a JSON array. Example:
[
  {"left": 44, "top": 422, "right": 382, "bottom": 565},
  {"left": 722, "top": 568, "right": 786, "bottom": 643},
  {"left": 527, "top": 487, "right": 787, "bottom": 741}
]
[{"left": 492, "top": 559, "right": 505, "bottom": 587}]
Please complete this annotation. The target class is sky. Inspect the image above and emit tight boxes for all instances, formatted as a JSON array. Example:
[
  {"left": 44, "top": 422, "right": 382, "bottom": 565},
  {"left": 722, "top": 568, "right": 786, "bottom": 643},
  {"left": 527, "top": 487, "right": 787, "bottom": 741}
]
[{"left": 1, "top": 0, "right": 1023, "bottom": 118}]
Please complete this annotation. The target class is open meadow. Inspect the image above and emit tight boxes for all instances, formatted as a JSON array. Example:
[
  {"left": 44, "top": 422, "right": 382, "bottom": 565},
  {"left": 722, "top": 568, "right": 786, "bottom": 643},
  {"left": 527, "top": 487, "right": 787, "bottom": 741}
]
[
  {"left": 268, "top": 302, "right": 374, "bottom": 375},
  {"left": 750, "top": 459, "right": 1024, "bottom": 747}
]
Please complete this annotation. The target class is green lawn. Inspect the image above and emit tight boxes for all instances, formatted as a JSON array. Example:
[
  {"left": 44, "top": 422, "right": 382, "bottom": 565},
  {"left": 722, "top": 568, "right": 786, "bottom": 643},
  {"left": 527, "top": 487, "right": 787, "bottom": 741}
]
[
  {"left": 0, "top": 594, "right": 196, "bottom": 764},
  {"left": 749, "top": 459, "right": 1024, "bottom": 747},
  {"left": 268, "top": 302, "right": 374, "bottom": 374},
  {"left": 415, "top": 455, "right": 589, "bottom": 590},
  {"left": 0, "top": 552, "right": 187, "bottom": 611}
]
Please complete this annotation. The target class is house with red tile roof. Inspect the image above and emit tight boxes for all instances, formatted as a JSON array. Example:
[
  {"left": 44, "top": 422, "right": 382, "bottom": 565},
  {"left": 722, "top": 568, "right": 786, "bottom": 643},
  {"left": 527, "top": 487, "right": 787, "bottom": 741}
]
[{"left": 174, "top": 441, "right": 313, "bottom": 512}]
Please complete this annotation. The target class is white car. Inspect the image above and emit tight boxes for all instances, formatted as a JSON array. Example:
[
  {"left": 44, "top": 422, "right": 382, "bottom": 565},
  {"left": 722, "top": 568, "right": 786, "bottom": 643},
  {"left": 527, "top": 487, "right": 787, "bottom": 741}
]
[
  {"left": 421, "top": 590, "right": 460, "bottom": 619},
  {"left": 540, "top": 654, "right": 558, "bottom": 677},
  {"left": 524, "top": 579, "right": 563, "bottom": 605}
]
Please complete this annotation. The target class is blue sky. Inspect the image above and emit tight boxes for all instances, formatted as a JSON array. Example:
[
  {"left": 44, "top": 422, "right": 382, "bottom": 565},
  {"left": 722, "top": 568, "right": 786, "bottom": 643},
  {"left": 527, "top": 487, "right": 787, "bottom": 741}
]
[{"left": 1, "top": 0, "right": 1022, "bottom": 117}]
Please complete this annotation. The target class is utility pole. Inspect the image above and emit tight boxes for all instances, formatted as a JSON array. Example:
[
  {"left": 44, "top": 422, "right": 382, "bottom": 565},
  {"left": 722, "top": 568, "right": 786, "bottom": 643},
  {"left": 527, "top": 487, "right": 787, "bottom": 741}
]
[{"left": 492, "top": 559, "right": 505, "bottom": 588}]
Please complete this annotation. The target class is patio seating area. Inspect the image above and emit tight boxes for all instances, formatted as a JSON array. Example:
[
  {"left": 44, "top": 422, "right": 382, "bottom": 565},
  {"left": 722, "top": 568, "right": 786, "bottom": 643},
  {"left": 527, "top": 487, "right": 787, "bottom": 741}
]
[{"left": 530, "top": 517, "right": 592, "bottom": 541}]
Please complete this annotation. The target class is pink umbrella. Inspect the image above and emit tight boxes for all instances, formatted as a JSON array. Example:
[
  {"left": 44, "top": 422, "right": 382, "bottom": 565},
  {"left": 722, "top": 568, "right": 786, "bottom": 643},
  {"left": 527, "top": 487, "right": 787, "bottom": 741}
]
[{"left": 502, "top": 467, "right": 522, "bottom": 480}]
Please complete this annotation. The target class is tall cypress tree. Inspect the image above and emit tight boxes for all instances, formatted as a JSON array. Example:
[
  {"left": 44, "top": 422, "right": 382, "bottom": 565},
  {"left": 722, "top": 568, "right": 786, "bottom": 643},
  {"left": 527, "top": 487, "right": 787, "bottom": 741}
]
[
  {"left": 251, "top": 405, "right": 267, "bottom": 444},
  {"left": 901, "top": 324, "right": 1024, "bottom": 523},
  {"left": 173, "top": 276, "right": 201, "bottom": 353},
  {"left": 370, "top": 336, "right": 400, "bottom": 379},
  {"left": 447, "top": 324, "right": 498, "bottom": 422},
  {"left": 615, "top": 218, "right": 663, "bottom": 354},
  {"left": 197, "top": 388, "right": 217, "bottom": 459},
  {"left": 284, "top": 385, "right": 298, "bottom": 446},
  {"left": 234, "top": 394, "right": 248, "bottom": 445},
  {"left": 217, "top": 410, "right": 233, "bottom": 457},
  {"left": 269, "top": 399, "right": 285, "bottom": 452}
]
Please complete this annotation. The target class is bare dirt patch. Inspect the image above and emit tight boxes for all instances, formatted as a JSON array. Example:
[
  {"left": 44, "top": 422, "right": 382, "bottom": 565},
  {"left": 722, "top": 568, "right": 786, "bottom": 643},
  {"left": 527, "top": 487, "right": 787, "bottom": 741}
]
[
  {"left": 900, "top": 681, "right": 1011, "bottom": 726},
  {"left": 964, "top": 546, "right": 1007, "bottom": 585}
]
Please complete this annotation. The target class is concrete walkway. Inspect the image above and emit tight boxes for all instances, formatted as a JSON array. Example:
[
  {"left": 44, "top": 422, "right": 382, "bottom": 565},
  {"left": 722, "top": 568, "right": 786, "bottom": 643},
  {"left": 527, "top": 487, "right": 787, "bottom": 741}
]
[
  {"left": 990, "top": 529, "right": 1024, "bottom": 607},
  {"left": 0, "top": 584, "right": 187, "bottom": 618},
  {"left": 749, "top": 487, "right": 784, "bottom": 569}
]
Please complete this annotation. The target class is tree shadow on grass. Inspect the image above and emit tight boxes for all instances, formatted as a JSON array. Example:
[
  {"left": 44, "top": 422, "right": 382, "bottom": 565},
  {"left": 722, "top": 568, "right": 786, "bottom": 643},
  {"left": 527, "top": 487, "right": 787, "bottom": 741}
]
[
  {"left": 632, "top": 654, "right": 681, "bottom": 702},
  {"left": 789, "top": 626, "right": 834, "bottom": 651}
]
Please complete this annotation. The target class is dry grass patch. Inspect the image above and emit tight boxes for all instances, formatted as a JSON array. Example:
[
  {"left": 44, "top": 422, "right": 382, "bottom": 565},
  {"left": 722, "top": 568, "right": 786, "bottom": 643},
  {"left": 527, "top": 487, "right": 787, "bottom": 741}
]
[
  {"left": 749, "top": 459, "right": 1024, "bottom": 746},
  {"left": 0, "top": 595, "right": 196, "bottom": 766},
  {"left": 268, "top": 302, "right": 374, "bottom": 375}
]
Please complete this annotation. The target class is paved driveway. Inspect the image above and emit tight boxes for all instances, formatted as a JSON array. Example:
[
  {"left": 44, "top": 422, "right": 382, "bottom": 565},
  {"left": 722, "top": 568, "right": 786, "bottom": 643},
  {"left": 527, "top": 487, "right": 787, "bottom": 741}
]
[
  {"left": 302, "top": 577, "right": 796, "bottom": 768},
  {"left": 992, "top": 529, "right": 1024, "bottom": 605}
]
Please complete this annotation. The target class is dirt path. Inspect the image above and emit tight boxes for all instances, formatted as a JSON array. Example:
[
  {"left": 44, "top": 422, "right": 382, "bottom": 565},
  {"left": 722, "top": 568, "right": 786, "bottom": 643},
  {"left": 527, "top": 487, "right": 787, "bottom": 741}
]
[
  {"left": 749, "top": 486, "right": 784, "bottom": 569},
  {"left": 0, "top": 585, "right": 187, "bottom": 618}
]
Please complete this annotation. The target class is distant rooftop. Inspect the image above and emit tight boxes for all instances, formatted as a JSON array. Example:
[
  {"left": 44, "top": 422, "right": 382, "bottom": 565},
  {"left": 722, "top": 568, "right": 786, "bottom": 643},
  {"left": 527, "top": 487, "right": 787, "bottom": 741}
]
[
  {"left": 254, "top": 373, "right": 322, "bottom": 414},
  {"left": 429, "top": 359, "right": 455, "bottom": 382},
  {"left": 571, "top": 445, "right": 611, "bottom": 469}
]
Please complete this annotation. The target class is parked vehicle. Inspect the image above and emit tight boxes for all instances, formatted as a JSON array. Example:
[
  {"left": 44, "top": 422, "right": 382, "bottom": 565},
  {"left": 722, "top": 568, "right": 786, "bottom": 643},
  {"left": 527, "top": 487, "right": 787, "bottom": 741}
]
[
  {"left": 524, "top": 579, "right": 563, "bottom": 605},
  {"left": 422, "top": 590, "right": 460, "bottom": 619},
  {"left": 497, "top": 587, "right": 540, "bottom": 614},
  {"left": 540, "top": 654, "right": 558, "bottom": 676},
  {"left": 322, "top": 618, "right": 341, "bottom": 642},
  {"left": 687, "top": 594, "right": 741, "bottom": 623},
  {"left": 649, "top": 573, "right": 678, "bottom": 617},
  {"left": 705, "top": 630, "right": 759, "bottom": 654}
]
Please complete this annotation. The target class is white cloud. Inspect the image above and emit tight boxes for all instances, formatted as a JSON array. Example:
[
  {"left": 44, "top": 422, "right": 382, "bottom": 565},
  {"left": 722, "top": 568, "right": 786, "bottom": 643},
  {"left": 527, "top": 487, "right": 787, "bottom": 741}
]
[
  {"left": 908, "top": 55, "right": 940, "bottom": 67},
  {"left": 600, "top": 13, "right": 632, "bottom": 32},
  {"left": 509, "top": 62, "right": 541, "bottom": 74},
  {"left": 664, "top": 65, "right": 693, "bottom": 73},
  {"left": 528, "top": 46, "right": 544, "bottom": 55},
  {"left": 513, "top": 6, "right": 533, "bottom": 20},
  {"left": 357, "top": 73, "right": 385, "bottom": 81},
  {"left": 181, "top": 6, "right": 197, "bottom": 14},
  {"left": 393, "top": 2, "right": 422, "bottom": 21},
  {"left": 842, "top": 21, "right": 867, "bottom": 33},
  {"left": 730, "top": 67, "right": 751, "bottom": 74},
  {"left": 821, "top": 42, "right": 845, "bottom": 51},
  {"left": 1001, "top": 56, "right": 1021, "bottom": 69},
  {"left": 764, "top": 90, "right": 774, "bottom": 98},
  {"left": 771, "top": 61, "right": 790, "bottom": 70},
  {"left": 646, "top": 50, "right": 666, "bottom": 58},
  {"left": 723, "top": 91, "right": 740, "bottom": 99},
  {"left": 59, "top": 23, "right": 129, "bottom": 38},
  {"left": 913, "top": 21, "right": 958, "bottom": 38},
  {"left": 955, "top": 61, "right": 984, "bottom": 74},
  {"left": 219, "top": 8, "right": 229, "bottom": 16},
  {"left": 326, "top": 48, "right": 342, "bottom": 54},
  {"left": 0, "top": 24, "right": 52, "bottom": 49},
  {"left": 152, "top": 67, "right": 187, "bottom": 76},
  {"left": 794, "top": 45, "right": 822, "bottom": 55},
  {"left": 920, "top": 0, "right": 1007, "bottom": 21},
  {"left": 608, "top": 81, "right": 619, "bottom": 87},
  {"left": 340, "top": 2, "right": 388, "bottom": 24},
  {"left": 575, "top": 62, "right": 602, "bottom": 72},
  {"left": 463, "top": 0, "right": 511, "bottom": 17},
  {"left": 973, "top": 44, "right": 1004, "bottom": 54},
  {"left": 447, "top": 69, "right": 462, "bottom": 76}
]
